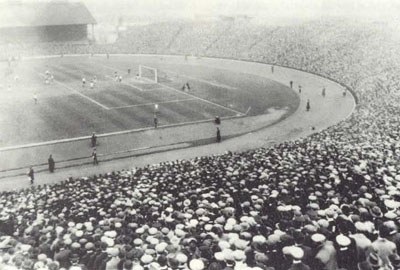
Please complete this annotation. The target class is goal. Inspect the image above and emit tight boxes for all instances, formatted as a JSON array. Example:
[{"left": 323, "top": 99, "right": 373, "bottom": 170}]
[{"left": 138, "top": 65, "right": 158, "bottom": 83}]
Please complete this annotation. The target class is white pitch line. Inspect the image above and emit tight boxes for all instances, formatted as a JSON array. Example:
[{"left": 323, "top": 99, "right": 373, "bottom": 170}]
[
  {"left": 147, "top": 87, "right": 168, "bottom": 91},
  {"left": 105, "top": 75, "right": 144, "bottom": 92},
  {"left": 96, "top": 62, "right": 244, "bottom": 115},
  {"left": 245, "top": 106, "right": 252, "bottom": 115},
  {"left": 158, "top": 83, "right": 245, "bottom": 116},
  {"left": 164, "top": 70, "right": 237, "bottom": 90},
  {"left": 37, "top": 72, "right": 109, "bottom": 110},
  {"left": 97, "top": 62, "right": 124, "bottom": 73},
  {"left": 109, "top": 98, "right": 196, "bottom": 110}
]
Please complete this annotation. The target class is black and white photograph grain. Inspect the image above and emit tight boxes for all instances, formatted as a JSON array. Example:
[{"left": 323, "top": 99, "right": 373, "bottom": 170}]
[{"left": 0, "top": 0, "right": 399, "bottom": 269}]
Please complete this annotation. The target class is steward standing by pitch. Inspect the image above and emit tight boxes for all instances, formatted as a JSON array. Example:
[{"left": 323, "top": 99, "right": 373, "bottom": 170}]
[
  {"left": 91, "top": 133, "right": 97, "bottom": 148},
  {"left": 27, "top": 167, "right": 34, "bottom": 184},
  {"left": 48, "top": 155, "right": 55, "bottom": 173}
]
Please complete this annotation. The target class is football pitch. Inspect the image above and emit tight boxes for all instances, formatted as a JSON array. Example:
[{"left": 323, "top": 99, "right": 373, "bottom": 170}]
[{"left": 0, "top": 55, "right": 299, "bottom": 147}]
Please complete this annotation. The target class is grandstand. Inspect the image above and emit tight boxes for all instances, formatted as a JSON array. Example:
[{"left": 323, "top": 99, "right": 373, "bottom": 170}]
[
  {"left": 0, "top": 1, "right": 96, "bottom": 43},
  {"left": 2, "top": 1, "right": 400, "bottom": 270}
]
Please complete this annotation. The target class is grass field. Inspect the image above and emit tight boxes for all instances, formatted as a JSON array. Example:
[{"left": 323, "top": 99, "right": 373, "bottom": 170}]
[{"left": 0, "top": 55, "right": 299, "bottom": 147}]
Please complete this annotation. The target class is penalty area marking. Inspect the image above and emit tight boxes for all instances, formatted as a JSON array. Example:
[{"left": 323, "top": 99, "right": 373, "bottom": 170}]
[
  {"left": 105, "top": 75, "right": 144, "bottom": 92},
  {"left": 94, "top": 62, "right": 245, "bottom": 115},
  {"left": 104, "top": 75, "right": 166, "bottom": 92},
  {"left": 37, "top": 72, "right": 110, "bottom": 110},
  {"left": 163, "top": 69, "right": 237, "bottom": 90},
  {"left": 158, "top": 82, "right": 245, "bottom": 116},
  {"left": 108, "top": 98, "right": 197, "bottom": 110}
]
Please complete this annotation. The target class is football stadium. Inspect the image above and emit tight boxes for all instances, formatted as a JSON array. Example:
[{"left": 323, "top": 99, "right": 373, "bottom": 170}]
[{"left": 0, "top": 0, "right": 398, "bottom": 269}]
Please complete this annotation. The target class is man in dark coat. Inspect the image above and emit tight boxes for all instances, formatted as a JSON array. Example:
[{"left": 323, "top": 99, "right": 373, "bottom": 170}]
[
  {"left": 48, "top": 154, "right": 55, "bottom": 173},
  {"left": 92, "top": 149, "right": 98, "bottom": 165},
  {"left": 54, "top": 243, "right": 71, "bottom": 269},
  {"left": 216, "top": 127, "right": 221, "bottom": 143},
  {"left": 287, "top": 246, "right": 311, "bottom": 270},
  {"left": 27, "top": 167, "right": 34, "bottom": 184},
  {"left": 91, "top": 133, "right": 97, "bottom": 148},
  {"left": 93, "top": 242, "right": 108, "bottom": 270},
  {"left": 154, "top": 114, "right": 158, "bottom": 128}
]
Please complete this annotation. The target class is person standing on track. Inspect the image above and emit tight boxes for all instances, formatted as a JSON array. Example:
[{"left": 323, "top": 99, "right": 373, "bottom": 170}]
[
  {"left": 154, "top": 114, "right": 158, "bottom": 128},
  {"left": 48, "top": 154, "right": 55, "bottom": 173},
  {"left": 91, "top": 132, "right": 97, "bottom": 148},
  {"left": 290, "top": 81, "right": 293, "bottom": 88},
  {"left": 27, "top": 167, "right": 34, "bottom": 184},
  {"left": 322, "top": 87, "right": 326, "bottom": 97},
  {"left": 92, "top": 149, "right": 98, "bottom": 165},
  {"left": 298, "top": 85, "right": 302, "bottom": 94},
  {"left": 33, "top": 93, "right": 38, "bottom": 104},
  {"left": 216, "top": 127, "right": 221, "bottom": 143},
  {"left": 154, "top": 104, "right": 159, "bottom": 128},
  {"left": 306, "top": 99, "right": 311, "bottom": 111}
]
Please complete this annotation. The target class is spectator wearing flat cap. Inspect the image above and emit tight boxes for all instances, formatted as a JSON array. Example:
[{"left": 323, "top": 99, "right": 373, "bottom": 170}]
[
  {"left": 309, "top": 233, "right": 338, "bottom": 270},
  {"left": 334, "top": 234, "right": 358, "bottom": 269},
  {"left": 287, "top": 246, "right": 311, "bottom": 270},
  {"left": 80, "top": 243, "right": 96, "bottom": 269}
]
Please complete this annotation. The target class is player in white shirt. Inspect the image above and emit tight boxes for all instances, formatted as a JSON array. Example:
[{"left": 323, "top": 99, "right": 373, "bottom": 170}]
[{"left": 82, "top": 77, "right": 86, "bottom": 87}]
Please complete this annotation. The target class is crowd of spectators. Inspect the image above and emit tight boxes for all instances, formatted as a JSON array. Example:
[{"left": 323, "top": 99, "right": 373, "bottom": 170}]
[{"left": 1, "top": 19, "right": 400, "bottom": 269}]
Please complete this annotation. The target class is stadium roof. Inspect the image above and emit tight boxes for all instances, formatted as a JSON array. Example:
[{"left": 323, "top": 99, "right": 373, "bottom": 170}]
[{"left": 0, "top": 1, "right": 97, "bottom": 28}]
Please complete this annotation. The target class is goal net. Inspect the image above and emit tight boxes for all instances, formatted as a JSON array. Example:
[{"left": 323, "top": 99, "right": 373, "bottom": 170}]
[{"left": 139, "top": 65, "right": 158, "bottom": 83}]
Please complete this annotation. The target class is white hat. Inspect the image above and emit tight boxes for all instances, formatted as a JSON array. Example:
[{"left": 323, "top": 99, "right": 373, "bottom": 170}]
[
  {"left": 148, "top": 228, "right": 158, "bottom": 235},
  {"left": 289, "top": 246, "right": 304, "bottom": 260},
  {"left": 176, "top": 253, "right": 188, "bottom": 263},
  {"left": 311, "top": 233, "right": 326, "bottom": 243},
  {"left": 215, "top": 252, "right": 224, "bottom": 261},
  {"left": 141, "top": 254, "right": 153, "bottom": 264},
  {"left": 189, "top": 259, "right": 205, "bottom": 270},
  {"left": 218, "top": 241, "right": 230, "bottom": 250},
  {"left": 233, "top": 250, "right": 246, "bottom": 261},
  {"left": 155, "top": 242, "right": 167, "bottom": 253},
  {"left": 252, "top": 235, "right": 266, "bottom": 243},
  {"left": 336, "top": 235, "right": 351, "bottom": 247},
  {"left": 384, "top": 200, "right": 399, "bottom": 209}
]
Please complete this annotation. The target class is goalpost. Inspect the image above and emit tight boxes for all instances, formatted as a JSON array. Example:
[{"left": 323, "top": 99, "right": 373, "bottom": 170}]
[{"left": 138, "top": 65, "right": 158, "bottom": 83}]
